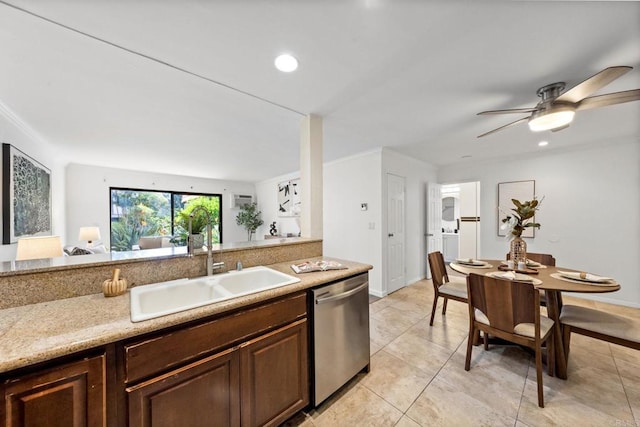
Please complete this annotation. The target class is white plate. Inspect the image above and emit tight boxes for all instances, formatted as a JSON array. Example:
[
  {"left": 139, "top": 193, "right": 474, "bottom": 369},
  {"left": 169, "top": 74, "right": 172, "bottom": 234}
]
[
  {"left": 487, "top": 271, "right": 542, "bottom": 285},
  {"left": 455, "top": 259, "right": 486, "bottom": 267},
  {"left": 557, "top": 271, "right": 614, "bottom": 284}
]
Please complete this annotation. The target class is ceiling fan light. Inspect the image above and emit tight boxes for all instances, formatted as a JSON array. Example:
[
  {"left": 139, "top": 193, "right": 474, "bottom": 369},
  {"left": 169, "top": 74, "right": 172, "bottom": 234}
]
[{"left": 528, "top": 106, "right": 576, "bottom": 132}]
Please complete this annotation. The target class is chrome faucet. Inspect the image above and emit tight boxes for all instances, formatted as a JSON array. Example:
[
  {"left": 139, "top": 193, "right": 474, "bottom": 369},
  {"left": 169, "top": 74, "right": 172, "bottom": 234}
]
[{"left": 187, "top": 206, "right": 221, "bottom": 276}]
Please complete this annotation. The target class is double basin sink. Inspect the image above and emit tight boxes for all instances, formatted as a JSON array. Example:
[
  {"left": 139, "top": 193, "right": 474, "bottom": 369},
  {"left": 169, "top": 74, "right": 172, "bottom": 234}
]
[{"left": 130, "top": 266, "right": 301, "bottom": 322}]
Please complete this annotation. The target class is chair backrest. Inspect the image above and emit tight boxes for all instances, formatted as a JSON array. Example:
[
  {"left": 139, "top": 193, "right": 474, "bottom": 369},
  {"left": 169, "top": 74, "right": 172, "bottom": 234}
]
[
  {"left": 138, "top": 236, "right": 165, "bottom": 250},
  {"left": 467, "top": 273, "right": 540, "bottom": 334},
  {"left": 428, "top": 251, "right": 449, "bottom": 288},
  {"left": 505, "top": 252, "right": 556, "bottom": 266}
]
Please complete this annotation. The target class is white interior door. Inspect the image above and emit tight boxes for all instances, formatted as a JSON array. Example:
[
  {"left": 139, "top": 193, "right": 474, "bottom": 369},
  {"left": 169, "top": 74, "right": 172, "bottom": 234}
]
[
  {"left": 426, "top": 182, "right": 442, "bottom": 279},
  {"left": 459, "top": 181, "right": 480, "bottom": 259},
  {"left": 387, "top": 174, "right": 405, "bottom": 294}
]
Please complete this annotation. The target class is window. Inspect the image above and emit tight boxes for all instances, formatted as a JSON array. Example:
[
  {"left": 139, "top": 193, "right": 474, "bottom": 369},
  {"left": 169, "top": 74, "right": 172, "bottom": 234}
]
[{"left": 110, "top": 188, "right": 222, "bottom": 252}]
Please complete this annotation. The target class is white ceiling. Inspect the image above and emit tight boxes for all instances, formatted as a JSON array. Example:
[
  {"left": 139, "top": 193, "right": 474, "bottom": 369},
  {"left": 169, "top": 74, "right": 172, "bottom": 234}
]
[{"left": 1, "top": 1, "right": 639, "bottom": 183}]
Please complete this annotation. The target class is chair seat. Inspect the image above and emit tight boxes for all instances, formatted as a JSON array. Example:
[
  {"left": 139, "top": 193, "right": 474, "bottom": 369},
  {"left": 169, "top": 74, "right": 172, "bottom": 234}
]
[
  {"left": 560, "top": 305, "right": 640, "bottom": 345},
  {"left": 439, "top": 279, "right": 467, "bottom": 299},
  {"left": 475, "top": 308, "right": 554, "bottom": 338},
  {"left": 513, "top": 317, "right": 554, "bottom": 338}
]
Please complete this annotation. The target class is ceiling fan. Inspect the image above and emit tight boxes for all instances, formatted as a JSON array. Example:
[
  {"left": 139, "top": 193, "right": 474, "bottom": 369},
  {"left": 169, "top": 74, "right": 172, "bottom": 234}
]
[{"left": 477, "top": 66, "right": 640, "bottom": 138}]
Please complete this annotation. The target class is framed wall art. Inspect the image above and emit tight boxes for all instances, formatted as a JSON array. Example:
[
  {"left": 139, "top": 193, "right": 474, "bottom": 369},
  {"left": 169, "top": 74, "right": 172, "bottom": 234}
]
[
  {"left": 277, "top": 178, "right": 301, "bottom": 217},
  {"left": 497, "top": 180, "right": 535, "bottom": 238},
  {"left": 2, "top": 143, "right": 52, "bottom": 244}
]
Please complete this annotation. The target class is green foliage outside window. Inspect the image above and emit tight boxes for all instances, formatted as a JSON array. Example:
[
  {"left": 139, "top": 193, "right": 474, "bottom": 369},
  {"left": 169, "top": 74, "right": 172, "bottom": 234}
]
[
  {"left": 173, "top": 196, "right": 221, "bottom": 246},
  {"left": 110, "top": 188, "right": 221, "bottom": 251}
]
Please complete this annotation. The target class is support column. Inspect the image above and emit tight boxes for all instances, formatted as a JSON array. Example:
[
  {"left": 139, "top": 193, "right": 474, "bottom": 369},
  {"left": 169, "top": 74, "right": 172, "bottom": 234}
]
[{"left": 299, "top": 114, "right": 323, "bottom": 239}]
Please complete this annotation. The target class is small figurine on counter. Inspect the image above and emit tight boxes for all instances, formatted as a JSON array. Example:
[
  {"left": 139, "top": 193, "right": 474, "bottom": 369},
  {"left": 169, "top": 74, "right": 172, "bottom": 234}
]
[{"left": 269, "top": 221, "right": 277, "bottom": 236}]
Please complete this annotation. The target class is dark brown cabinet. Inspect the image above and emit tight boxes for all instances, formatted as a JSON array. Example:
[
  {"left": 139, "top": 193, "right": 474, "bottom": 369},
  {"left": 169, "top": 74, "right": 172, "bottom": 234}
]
[
  {"left": 240, "top": 319, "right": 308, "bottom": 427},
  {"left": 1, "top": 354, "right": 106, "bottom": 427},
  {"left": 1, "top": 291, "right": 310, "bottom": 427},
  {"left": 127, "top": 347, "right": 240, "bottom": 427},
  {"left": 124, "top": 292, "right": 309, "bottom": 427}
]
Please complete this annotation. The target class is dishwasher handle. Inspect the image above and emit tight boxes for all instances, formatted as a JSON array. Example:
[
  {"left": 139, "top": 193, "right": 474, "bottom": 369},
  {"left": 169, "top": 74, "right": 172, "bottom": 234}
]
[{"left": 315, "top": 281, "right": 368, "bottom": 305}]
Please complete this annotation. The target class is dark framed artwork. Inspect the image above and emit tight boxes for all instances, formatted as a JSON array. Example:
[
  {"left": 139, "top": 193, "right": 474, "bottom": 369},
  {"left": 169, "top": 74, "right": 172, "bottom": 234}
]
[
  {"left": 497, "top": 180, "right": 535, "bottom": 238},
  {"left": 277, "top": 178, "right": 301, "bottom": 217},
  {"left": 2, "top": 144, "right": 52, "bottom": 244}
]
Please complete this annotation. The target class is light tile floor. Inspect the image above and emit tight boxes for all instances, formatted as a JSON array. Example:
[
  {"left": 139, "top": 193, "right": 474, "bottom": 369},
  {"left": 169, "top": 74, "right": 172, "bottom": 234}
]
[{"left": 285, "top": 277, "right": 640, "bottom": 426}]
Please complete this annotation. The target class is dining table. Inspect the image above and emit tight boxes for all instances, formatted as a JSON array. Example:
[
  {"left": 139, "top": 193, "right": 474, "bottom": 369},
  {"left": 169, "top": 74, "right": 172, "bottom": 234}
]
[{"left": 449, "top": 259, "right": 621, "bottom": 380}]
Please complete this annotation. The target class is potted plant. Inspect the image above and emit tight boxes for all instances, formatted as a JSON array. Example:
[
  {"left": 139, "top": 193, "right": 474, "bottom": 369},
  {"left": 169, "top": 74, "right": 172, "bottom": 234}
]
[
  {"left": 500, "top": 197, "right": 542, "bottom": 264},
  {"left": 236, "top": 202, "right": 264, "bottom": 241},
  {"left": 176, "top": 198, "right": 219, "bottom": 248}
]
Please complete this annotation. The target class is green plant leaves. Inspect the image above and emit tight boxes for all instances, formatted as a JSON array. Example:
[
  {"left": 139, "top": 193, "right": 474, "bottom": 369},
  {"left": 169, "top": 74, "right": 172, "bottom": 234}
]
[{"left": 507, "top": 197, "right": 542, "bottom": 237}]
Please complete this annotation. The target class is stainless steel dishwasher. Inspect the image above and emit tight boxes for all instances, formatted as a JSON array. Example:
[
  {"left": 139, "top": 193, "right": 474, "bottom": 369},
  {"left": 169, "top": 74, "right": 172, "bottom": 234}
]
[{"left": 312, "top": 272, "right": 370, "bottom": 406}]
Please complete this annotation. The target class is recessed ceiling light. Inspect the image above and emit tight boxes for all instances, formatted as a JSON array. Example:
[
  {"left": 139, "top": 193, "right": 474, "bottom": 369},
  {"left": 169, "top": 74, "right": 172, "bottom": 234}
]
[
  {"left": 274, "top": 54, "right": 298, "bottom": 72},
  {"left": 538, "top": 141, "right": 549, "bottom": 147}
]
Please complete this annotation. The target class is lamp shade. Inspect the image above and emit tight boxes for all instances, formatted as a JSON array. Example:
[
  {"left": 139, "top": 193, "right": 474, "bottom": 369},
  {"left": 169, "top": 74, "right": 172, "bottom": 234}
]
[
  {"left": 15, "top": 236, "right": 63, "bottom": 261},
  {"left": 78, "top": 226, "right": 101, "bottom": 243}
]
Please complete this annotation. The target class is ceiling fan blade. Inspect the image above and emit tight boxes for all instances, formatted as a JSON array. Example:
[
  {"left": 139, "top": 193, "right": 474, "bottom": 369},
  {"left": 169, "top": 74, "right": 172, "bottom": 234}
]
[
  {"left": 477, "top": 108, "right": 535, "bottom": 115},
  {"left": 477, "top": 117, "right": 529, "bottom": 138},
  {"left": 556, "top": 66, "right": 632, "bottom": 103},
  {"left": 576, "top": 89, "right": 640, "bottom": 111}
]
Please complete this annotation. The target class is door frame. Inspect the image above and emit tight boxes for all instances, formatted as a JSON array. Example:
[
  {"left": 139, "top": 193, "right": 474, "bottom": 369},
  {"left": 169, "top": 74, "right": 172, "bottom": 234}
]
[{"left": 425, "top": 182, "right": 443, "bottom": 280}]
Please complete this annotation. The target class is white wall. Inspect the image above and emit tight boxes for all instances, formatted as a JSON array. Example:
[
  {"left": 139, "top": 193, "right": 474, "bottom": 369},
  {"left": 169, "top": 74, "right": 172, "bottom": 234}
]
[
  {"left": 324, "top": 150, "right": 383, "bottom": 295},
  {"left": 65, "top": 164, "right": 256, "bottom": 248},
  {"left": 438, "top": 140, "right": 640, "bottom": 308},
  {"left": 254, "top": 171, "right": 301, "bottom": 240},
  {"left": 382, "top": 149, "right": 438, "bottom": 289},
  {"left": 0, "top": 107, "right": 66, "bottom": 261}
]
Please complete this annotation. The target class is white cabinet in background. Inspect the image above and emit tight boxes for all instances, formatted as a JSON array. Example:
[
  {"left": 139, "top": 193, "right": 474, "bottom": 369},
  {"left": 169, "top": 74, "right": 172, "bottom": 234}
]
[{"left": 442, "top": 234, "right": 459, "bottom": 262}]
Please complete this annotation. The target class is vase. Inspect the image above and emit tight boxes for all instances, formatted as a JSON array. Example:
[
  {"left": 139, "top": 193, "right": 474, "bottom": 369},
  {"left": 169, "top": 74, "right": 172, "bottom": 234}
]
[
  {"left": 189, "top": 233, "right": 204, "bottom": 250},
  {"left": 509, "top": 236, "right": 527, "bottom": 264}
]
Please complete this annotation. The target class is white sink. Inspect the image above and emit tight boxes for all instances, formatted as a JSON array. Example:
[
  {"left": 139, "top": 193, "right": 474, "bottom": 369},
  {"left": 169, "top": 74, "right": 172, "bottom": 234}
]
[
  {"left": 215, "top": 266, "right": 301, "bottom": 296},
  {"left": 130, "top": 266, "right": 300, "bottom": 322}
]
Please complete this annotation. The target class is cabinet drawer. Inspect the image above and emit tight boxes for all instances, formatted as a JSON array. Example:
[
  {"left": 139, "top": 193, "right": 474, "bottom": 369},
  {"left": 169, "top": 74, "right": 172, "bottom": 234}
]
[{"left": 124, "top": 292, "right": 306, "bottom": 384}]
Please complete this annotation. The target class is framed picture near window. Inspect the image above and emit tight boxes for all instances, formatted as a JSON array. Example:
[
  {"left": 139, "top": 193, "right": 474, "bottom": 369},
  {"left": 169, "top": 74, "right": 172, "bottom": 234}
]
[
  {"left": 497, "top": 180, "right": 535, "bottom": 238},
  {"left": 2, "top": 144, "right": 52, "bottom": 244},
  {"left": 277, "top": 179, "right": 301, "bottom": 217}
]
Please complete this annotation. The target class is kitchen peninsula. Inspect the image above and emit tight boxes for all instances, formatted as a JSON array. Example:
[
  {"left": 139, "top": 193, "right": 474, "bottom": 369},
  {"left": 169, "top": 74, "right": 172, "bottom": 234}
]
[{"left": 0, "top": 238, "right": 372, "bottom": 426}]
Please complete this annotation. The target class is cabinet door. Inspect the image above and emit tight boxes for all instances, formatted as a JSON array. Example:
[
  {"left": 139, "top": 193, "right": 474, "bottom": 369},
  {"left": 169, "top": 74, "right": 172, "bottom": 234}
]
[
  {"left": 1, "top": 354, "right": 106, "bottom": 427},
  {"left": 240, "top": 319, "right": 308, "bottom": 427},
  {"left": 127, "top": 347, "right": 239, "bottom": 427}
]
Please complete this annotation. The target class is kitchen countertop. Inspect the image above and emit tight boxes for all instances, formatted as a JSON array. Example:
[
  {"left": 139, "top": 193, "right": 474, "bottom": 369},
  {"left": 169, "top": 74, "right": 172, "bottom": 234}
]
[
  {"left": 0, "top": 237, "right": 320, "bottom": 276},
  {"left": 0, "top": 256, "right": 372, "bottom": 374}
]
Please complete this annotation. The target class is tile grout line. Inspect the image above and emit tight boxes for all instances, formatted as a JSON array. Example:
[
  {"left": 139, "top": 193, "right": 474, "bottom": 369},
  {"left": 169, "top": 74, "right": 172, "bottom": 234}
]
[
  {"left": 398, "top": 333, "right": 469, "bottom": 426},
  {"left": 366, "top": 295, "right": 469, "bottom": 426},
  {"left": 609, "top": 344, "right": 638, "bottom": 426},
  {"left": 514, "top": 359, "right": 532, "bottom": 426}
]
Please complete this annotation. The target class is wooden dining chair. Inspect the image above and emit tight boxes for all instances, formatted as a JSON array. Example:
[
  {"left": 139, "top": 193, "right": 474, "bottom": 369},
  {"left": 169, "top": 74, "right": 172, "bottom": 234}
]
[
  {"left": 465, "top": 273, "right": 555, "bottom": 408},
  {"left": 505, "top": 252, "right": 556, "bottom": 266},
  {"left": 506, "top": 252, "right": 557, "bottom": 307},
  {"left": 427, "top": 251, "right": 468, "bottom": 326}
]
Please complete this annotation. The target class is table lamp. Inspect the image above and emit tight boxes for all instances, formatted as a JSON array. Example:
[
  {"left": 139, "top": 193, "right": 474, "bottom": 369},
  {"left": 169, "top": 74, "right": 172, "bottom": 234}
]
[
  {"left": 15, "top": 235, "right": 64, "bottom": 261},
  {"left": 78, "top": 226, "right": 101, "bottom": 247}
]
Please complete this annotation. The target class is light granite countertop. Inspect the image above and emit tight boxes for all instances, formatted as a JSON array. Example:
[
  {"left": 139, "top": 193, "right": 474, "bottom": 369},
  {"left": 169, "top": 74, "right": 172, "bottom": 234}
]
[
  {"left": 0, "top": 237, "right": 319, "bottom": 276},
  {"left": 0, "top": 257, "right": 372, "bottom": 374}
]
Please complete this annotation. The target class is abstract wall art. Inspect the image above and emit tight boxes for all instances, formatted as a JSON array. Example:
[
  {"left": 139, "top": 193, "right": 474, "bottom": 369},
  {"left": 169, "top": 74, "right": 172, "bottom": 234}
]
[
  {"left": 2, "top": 144, "right": 52, "bottom": 244},
  {"left": 497, "top": 179, "right": 535, "bottom": 238},
  {"left": 277, "top": 178, "right": 301, "bottom": 217}
]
